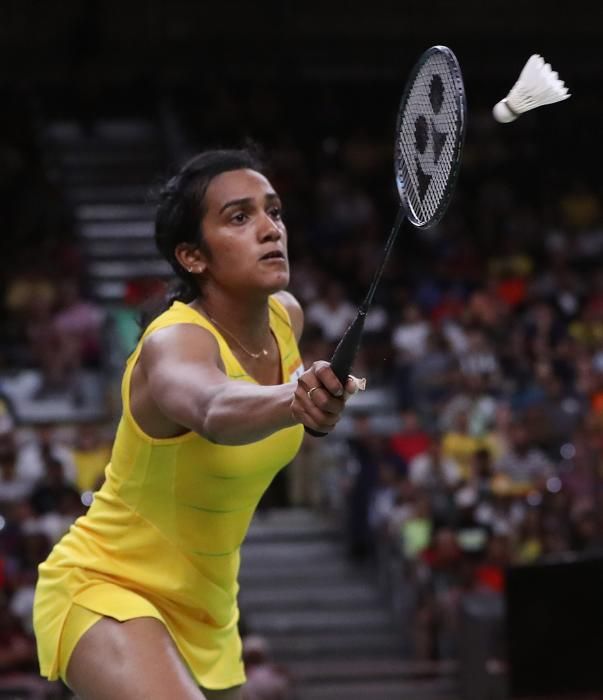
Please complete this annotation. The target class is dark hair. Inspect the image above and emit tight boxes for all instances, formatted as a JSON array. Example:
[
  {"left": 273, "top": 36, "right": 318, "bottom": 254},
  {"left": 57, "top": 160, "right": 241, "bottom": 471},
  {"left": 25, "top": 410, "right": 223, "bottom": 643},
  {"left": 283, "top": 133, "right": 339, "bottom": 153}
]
[{"left": 152, "top": 147, "right": 265, "bottom": 316}]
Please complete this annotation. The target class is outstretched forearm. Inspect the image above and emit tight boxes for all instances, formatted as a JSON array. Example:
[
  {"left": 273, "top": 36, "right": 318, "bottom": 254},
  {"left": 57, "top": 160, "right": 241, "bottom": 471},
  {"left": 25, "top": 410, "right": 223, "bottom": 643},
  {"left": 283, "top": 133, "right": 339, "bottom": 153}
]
[{"left": 200, "top": 381, "right": 298, "bottom": 445}]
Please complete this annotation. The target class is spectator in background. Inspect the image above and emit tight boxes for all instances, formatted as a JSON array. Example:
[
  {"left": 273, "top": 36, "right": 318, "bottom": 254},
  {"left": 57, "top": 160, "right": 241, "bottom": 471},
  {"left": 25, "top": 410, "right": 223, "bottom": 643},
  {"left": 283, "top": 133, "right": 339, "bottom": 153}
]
[
  {"left": 387, "top": 478, "right": 418, "bottom": 545},
  {"left": 415, "top": 527, "right": 466, "bottom": 659},
  {"left": 344, "top": 414, "right": 382, "bottom": 560},
  {"left": 439, "top": 374, "right": 498, "bottom": 438},
  {"left": 441, "top": 412, "right": 494, "bottom": 480},
  {"left": 0, "top": 434, "right": 32, "bottom": 506},
  {"left": 487, "top": 402, "right": 513, "bottom": 461},
  {"left": 3, "top": 273, "right": 103, "bottom": 406},
  {"left": 70, "top": 422, "right": 111, "bottom": 493},
  {"left": 24, "top": 291, "right": 78, "bottom": 399},
  {"left": 288, "top": 434, "right": 334, "bottom": 510},
  {"left": 305, "top": 281, "right": 356, "bottom": 345},
  {"left": 369, "top": 458, "right": 404, "bottom": 537},
  {"left": 391, "top": 303, "right": 433, "bottom": 409},
  {"left": 514, "top": 507, "right": 544, "bottom": 563},
  {"left": 409, "top": 329, "right": 458, "bottom": 419},
  {"left": 391, "top": 304, "right": 430, "bottom": 362},
  {"left": 474, "top": 534, "right": 511, "bottom": 594},
  {"left": 29, "top": 453, "right": 79, "bottom": 517},
  {"left": 408, "top": 434, "right": 461, "bottom": 492},
  {"left": 0, "top": 429, "right": 32, "bottom": 486},
  {"left": 242, "top": 635, "right": 291, "bottom": 700},
  {"left": 561, "top": 423, "right": 599, "bottom": 508},
  {"left": 458, "top": 327, "right": 500, "bottom": 384},
  {"left": 0, "top": 396, "right": 16, "bottom": 436},
  {"left": 494, "top": 422, "right": 553, "bottom": 492},
  {"left": 4, "top": 271, "right": 56, "bottom": 326},
  {"left": 389, "top": 410, "right": 431, "bottom": 466},
  {"left": 407, "top": 434, "right": 460, "bottom": 527},
  {"left": 400, "top": 493, "right": 433, "bottom": 561},
  {"left": 0, "top": 594, "right": 37, "bottom": 676},
  {"left": 16, "top": 424, "right": 77, "bottom": 484},
  {"left": 53, "top": 278, "right": 106, "bottom": 370}
]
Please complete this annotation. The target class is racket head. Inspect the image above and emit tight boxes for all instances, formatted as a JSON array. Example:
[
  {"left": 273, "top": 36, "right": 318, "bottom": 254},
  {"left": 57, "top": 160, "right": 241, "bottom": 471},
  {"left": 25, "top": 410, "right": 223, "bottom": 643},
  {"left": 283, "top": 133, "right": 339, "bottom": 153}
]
[{"left": 394, "top": 45, "right": 467, "bottom": 228}]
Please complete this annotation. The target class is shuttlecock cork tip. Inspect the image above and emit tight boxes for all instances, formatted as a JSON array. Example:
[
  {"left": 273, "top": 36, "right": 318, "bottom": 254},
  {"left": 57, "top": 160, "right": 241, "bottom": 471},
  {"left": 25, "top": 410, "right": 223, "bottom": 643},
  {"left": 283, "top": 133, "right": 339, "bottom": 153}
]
[{"left": 493, "top": 99, "right": 518, "bottom": 123}]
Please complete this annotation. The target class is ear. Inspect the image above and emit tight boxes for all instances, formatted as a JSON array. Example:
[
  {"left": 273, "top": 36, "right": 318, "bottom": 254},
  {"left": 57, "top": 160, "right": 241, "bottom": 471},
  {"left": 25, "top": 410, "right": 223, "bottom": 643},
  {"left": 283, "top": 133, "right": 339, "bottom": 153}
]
[{"left": 174, "top": 243, "right": 208, "bottom": 275}]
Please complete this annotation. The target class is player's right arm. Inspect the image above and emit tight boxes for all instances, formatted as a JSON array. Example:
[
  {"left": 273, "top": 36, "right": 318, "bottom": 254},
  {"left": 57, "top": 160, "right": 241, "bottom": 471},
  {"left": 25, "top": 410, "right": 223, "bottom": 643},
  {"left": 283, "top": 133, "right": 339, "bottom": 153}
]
[{"left": 136, "top": 324, "right": 350, "bottom": 445}]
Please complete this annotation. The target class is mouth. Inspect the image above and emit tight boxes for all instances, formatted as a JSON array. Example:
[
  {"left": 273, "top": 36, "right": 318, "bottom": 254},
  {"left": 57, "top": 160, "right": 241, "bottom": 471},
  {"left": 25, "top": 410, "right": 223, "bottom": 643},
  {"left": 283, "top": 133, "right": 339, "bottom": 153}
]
[{"left": 259, "top": 250, "right": 286, "bottom": 262}]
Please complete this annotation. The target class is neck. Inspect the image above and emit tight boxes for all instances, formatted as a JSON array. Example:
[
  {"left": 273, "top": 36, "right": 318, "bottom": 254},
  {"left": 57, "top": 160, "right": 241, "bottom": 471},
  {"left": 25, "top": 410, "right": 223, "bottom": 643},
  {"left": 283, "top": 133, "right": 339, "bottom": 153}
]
[{"left": 191, "top": 290, "right": 272, "bottom": 351}]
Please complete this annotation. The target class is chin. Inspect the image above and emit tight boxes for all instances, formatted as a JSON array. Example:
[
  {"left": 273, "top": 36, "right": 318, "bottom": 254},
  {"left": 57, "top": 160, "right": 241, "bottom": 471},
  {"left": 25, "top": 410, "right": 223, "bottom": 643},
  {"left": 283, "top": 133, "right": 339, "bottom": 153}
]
[{"left": 264, "top": 270, "right": 290, "bottom": 293}]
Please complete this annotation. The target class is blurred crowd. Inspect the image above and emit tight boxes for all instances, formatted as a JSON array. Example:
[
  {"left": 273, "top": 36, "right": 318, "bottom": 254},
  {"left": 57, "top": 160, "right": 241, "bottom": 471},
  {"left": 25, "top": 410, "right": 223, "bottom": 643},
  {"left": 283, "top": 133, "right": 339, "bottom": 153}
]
[{"left": 0, "top": 79, "right": 602, "bottom": 696}]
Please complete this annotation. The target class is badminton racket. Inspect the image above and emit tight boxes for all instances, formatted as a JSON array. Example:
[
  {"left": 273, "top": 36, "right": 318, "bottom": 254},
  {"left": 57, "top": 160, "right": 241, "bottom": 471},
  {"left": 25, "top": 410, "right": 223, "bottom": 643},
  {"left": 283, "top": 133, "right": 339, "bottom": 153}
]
[{"left": 307, "top": 45, "right": 467, "bottom": 437}]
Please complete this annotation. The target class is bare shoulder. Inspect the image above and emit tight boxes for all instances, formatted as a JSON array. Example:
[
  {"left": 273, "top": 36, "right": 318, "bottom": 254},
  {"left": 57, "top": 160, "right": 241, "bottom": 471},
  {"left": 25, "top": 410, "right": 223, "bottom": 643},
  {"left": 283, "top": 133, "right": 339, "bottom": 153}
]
[
  {"left": 131, "top": 322, "right": 229, "bottom": 438},
  {"left": 139, "top": 322, "right": 223, "bottom": 373},
  {"left": 274, "top": 291, "right": 304, "bottom": 342}
]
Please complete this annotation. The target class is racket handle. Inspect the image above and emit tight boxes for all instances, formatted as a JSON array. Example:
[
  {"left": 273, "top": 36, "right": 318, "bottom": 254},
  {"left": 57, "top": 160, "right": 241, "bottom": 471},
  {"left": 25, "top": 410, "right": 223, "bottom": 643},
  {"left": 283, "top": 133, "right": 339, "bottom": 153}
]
[{"left": 304, "top": 311, "right": 367, "bottom": 438}]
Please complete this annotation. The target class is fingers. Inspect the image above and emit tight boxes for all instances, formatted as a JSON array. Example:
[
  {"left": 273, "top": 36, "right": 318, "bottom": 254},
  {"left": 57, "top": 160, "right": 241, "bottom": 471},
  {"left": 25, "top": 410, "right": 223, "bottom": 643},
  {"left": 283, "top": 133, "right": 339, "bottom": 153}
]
[
  {"left": 290, "top": 363, "right": 366, "bottom": 434},
  {"left": 313, "top": 361, "right": 344, "bottom": 398},
  {"left": 305, "top": 385, "right": 344, "bottom": 414},
  {"left": 291, "top": 381, "right": 342, "bottom": 433}
]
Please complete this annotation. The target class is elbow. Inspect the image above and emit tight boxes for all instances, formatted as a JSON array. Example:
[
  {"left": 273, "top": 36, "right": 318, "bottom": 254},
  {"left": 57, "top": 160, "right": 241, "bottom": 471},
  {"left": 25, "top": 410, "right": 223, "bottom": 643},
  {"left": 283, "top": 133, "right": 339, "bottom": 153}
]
[
  {"left": 193, "top": 388, "right": 230, "bottom": 444},
  {"left": 199, "top": 408, "right": 265, "bottom": 446},
  {"left": 197, "top": 406, "right": 244, "bottom": 446},
  {"left": 197, "top": 407, "right": 222, "bottom": 445}
]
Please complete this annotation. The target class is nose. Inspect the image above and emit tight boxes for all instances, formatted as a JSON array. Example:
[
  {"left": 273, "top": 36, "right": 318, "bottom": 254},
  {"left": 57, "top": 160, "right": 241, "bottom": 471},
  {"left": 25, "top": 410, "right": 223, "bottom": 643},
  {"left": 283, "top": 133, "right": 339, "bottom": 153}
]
[{"left": 258, "top": 212, "right": 283, "bottom": 242}]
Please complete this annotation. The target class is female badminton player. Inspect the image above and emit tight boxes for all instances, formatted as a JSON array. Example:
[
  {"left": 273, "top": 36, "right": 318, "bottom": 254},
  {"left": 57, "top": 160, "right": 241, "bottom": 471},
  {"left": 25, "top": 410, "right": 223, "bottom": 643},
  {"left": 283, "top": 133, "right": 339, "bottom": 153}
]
[{"left": 33, "top": 149, "right": 360, "bottom": 700}]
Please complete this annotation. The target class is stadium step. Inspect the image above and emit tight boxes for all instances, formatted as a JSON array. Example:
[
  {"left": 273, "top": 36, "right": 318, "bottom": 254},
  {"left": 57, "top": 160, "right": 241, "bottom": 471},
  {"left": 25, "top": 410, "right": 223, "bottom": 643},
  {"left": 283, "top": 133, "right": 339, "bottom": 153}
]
[
  {"left": 82, "top": 238, "right": 159, "bottom": 259},
  {"left": 238, "top": 558, "right": 370, "bottom": 585},
  {"left": 244, "top": 607, "right": 393, "bottom": 635},
  {"left": 297, "top": 678, "right": 457, "bottom": 700},
  {"left": 76, "top": 204, "right": 155, "bottom": 222},
  {"left": 239, "top": 508, "right": 457, "bottom": 699},
  {"left": 239, "top": 582, "right": 381, "bottom": 610},
  {"left": 254, "top": 630, "right": 404, "bottom": 661},
  {"left": 43, "top": 118, "right": 166, "bottom": 303}
]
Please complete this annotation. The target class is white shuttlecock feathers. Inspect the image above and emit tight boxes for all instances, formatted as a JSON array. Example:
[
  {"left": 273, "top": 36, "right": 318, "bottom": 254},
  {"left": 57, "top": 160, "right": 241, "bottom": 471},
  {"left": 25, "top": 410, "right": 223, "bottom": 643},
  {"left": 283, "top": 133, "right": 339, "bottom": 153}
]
[{"left": 493, "top": 54, "right": 570, "bottom": 123}]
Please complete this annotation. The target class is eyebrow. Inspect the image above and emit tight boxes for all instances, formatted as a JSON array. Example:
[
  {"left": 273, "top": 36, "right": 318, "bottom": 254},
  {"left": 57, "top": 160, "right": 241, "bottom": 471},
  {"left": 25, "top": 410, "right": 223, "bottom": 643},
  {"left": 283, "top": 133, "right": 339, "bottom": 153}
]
[{"left": 219, "top": 193, "right": 280, "bottom": 214}]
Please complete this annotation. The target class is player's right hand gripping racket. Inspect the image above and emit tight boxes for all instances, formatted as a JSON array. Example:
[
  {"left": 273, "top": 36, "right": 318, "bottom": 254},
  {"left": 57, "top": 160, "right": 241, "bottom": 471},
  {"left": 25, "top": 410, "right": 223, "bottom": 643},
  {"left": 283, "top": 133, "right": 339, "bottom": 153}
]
[{"left": 307, "top": 45, "right": 467, "bottom": 437}]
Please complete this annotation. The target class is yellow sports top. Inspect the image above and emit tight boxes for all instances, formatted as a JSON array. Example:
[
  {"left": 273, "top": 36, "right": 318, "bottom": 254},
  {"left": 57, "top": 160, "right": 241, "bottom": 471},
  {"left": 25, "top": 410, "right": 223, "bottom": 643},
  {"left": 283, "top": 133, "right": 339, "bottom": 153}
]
[{"left": 34, "top": 297, "right": 305, "bottom": 689}]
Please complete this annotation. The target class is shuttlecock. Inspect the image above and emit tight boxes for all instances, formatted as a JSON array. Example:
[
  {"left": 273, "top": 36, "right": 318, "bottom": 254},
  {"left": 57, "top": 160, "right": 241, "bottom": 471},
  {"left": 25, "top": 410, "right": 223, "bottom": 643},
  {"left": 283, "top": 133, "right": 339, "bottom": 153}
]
[{"left": 493, "top": 54, "right": 570, "bottom": 123}]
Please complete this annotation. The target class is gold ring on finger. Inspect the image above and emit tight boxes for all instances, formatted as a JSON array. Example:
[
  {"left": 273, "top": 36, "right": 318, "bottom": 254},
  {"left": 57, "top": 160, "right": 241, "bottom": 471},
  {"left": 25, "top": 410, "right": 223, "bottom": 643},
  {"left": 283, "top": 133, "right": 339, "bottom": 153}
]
[{"left": 307, "top": 387, "right": 320, "bottom": 402}]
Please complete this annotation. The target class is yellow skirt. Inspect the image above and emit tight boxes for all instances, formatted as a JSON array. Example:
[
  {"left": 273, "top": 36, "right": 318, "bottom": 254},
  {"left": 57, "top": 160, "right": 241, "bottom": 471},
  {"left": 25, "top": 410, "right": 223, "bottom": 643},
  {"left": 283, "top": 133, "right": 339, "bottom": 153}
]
[{"left": 33, "top": 561, "right": 245, "bottom": 690}]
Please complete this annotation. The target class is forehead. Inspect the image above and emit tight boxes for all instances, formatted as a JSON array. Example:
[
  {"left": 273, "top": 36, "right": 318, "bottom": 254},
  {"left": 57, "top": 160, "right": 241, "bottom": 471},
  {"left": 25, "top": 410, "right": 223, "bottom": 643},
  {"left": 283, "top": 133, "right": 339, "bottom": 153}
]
[{"left": 204, "top": 169, "right": 275, "bottom": 208}]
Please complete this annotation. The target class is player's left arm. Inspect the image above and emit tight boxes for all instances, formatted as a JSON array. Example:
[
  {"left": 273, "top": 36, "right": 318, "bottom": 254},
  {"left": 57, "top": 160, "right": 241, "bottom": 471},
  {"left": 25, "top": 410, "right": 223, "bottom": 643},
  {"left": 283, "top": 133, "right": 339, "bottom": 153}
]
[{"left": 275, "top": 290, "right": 304, "bottom": 343}]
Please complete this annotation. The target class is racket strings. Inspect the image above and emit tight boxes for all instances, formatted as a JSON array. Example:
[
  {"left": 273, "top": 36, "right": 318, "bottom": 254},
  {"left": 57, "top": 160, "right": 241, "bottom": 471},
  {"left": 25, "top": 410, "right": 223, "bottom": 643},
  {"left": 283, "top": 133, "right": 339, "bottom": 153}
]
[{"left": 396, "top": 52, "right": 464, "bottom": 227}]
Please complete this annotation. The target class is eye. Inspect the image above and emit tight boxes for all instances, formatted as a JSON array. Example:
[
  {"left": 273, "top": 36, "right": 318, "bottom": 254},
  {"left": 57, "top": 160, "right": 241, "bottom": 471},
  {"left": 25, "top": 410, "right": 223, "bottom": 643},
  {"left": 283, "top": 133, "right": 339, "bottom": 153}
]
[
  {"left": 269, "top": 206, "right": 283, "bottom": 220},
  {"left": 231, "top": 212, "right": 248, "bottom": 224}
]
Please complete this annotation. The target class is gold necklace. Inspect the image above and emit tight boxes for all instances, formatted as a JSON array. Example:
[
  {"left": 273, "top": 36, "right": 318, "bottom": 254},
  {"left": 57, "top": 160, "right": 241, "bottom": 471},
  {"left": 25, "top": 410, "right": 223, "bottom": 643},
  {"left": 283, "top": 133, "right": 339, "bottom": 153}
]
[{"left": 208, "top": 314, "right": 269, "bottom": 359}]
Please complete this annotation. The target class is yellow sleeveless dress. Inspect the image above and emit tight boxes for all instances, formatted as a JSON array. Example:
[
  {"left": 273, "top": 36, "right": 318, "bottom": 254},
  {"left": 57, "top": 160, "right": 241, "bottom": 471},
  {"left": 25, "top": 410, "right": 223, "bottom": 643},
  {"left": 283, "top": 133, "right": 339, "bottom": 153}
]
[{"left": 33, "top": 297, "right": 305, "bottom": 689}]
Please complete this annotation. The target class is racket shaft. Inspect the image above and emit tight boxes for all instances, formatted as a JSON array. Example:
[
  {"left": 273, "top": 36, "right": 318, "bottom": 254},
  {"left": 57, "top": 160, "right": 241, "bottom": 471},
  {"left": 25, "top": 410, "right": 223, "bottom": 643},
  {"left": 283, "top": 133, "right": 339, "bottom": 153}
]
[
  {"left": 363, "top": 206, "right": 405, "bottom": 308},
  {"left": 330, "top": 311, "right": 367, "bottom": 384}
]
